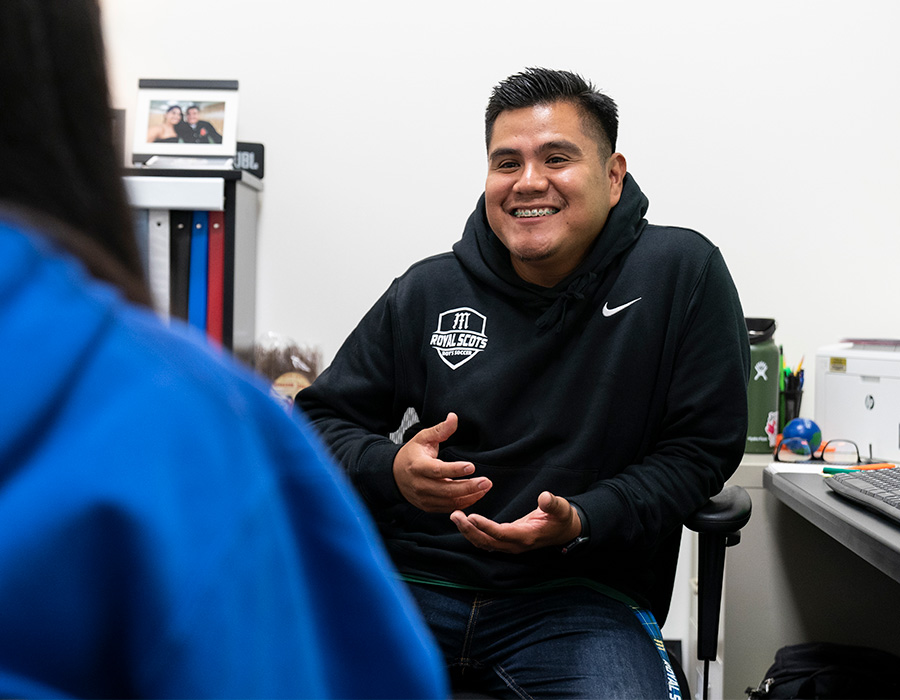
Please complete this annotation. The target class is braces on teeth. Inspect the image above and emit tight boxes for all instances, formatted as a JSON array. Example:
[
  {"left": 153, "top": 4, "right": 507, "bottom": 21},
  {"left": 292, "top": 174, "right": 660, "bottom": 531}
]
[{"left": 513, "top": 208, "right": 558, "bottom": 218}]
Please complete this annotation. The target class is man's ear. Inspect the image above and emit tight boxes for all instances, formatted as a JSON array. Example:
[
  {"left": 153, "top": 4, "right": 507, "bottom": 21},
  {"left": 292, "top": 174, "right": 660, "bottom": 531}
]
[{"left": 607, "top": 153, "right": 627, "bottom": 207}]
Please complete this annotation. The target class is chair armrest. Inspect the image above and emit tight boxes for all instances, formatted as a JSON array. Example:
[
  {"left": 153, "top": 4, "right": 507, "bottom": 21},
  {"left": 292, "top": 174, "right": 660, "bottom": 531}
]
[
  {"left": 686, "top": 484, "right": 753, "bottom": 670},
  {"left": 685, "top": 484, "right": 752, "bottom": 536}
]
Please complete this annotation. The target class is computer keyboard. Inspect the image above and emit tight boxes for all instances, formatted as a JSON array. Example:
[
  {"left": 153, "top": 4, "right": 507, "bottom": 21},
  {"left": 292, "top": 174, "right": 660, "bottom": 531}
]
[{"left": 826, "top": 467, "right": 900, "bottom": 525}]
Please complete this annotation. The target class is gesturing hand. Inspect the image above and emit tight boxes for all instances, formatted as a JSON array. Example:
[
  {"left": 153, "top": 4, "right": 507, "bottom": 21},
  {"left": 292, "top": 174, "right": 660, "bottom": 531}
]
[
  {"left": 450, "top": 491, "right": 582, "bottom": 554},
  {"left": 392, "top": 412, "right": 492, "bottom": 513}
]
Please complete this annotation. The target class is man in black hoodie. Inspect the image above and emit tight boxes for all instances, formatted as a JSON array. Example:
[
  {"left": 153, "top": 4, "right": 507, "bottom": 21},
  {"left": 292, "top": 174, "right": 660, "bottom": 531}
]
[{"left": 297, "top": 67, "right": 749, "bottom": 698}]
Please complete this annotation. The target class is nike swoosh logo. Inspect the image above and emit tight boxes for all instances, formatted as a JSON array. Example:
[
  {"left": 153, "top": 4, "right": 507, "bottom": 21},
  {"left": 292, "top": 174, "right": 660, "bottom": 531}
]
[{"left": 602, "top": 297, "right": 642, "bottom": 317}]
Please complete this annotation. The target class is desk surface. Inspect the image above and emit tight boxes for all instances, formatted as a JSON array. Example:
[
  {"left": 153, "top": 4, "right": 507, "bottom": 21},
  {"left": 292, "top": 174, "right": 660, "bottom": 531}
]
[{"left": 763, "top": 466, "right": 900, "bottom": 583}]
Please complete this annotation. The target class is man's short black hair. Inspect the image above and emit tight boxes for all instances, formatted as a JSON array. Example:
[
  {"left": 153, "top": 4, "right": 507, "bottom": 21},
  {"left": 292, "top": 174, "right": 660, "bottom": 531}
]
[{"left": 485, "top": 67, "right": 619, "bottom": 156}]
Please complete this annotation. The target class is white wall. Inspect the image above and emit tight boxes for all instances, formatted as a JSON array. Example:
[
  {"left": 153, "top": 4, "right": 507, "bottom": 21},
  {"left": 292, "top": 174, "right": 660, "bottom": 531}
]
[
  {"left": 101, "top": 0, "right": 900, "bottom": 411},
  {"left": 98, "top": 0, "right": 900, "bottom": 653}
]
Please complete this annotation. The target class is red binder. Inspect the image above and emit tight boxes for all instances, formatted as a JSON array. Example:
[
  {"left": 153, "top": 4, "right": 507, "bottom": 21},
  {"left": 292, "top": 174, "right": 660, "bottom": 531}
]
[{"left": 206, "top": 210, "right": 225, "bottom": 344}]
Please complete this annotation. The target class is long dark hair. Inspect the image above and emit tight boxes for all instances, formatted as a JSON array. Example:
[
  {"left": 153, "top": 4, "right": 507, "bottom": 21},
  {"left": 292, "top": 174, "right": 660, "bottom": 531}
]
[{"left": 0, "top": 0, "right": 151, "bottom": 305}]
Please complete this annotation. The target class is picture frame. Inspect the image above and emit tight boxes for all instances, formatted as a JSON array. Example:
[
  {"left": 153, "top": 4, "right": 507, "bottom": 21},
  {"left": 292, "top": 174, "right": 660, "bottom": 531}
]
[{"left": 131, "top": 79, "right": 239, "bottom": 163}]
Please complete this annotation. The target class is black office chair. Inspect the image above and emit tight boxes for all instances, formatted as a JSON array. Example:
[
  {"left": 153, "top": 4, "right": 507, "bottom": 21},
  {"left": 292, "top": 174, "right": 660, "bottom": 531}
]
[{"left": 677, "top": 484, "right": 753, "bottom": 700}]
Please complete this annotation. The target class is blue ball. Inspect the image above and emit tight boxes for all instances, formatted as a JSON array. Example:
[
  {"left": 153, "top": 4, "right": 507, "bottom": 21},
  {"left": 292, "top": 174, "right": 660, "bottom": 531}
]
[{"left": 783, "top": 418, "right": 822, "bottom": 453}]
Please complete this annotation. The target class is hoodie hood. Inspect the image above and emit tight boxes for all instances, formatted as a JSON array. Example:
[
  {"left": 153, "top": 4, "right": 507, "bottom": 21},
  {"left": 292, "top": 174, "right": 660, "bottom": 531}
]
[
  {"left": 453, "top": 172, "right": 650, "bottom": 332},
  {"left": 0, "top": 220, "right": 118, "bottom": 466}
]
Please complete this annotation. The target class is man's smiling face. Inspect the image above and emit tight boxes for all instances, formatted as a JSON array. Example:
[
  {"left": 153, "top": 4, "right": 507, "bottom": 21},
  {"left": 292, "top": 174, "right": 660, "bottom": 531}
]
[{"left": 485, "top": 100, "right": 625, "bottom": 287}]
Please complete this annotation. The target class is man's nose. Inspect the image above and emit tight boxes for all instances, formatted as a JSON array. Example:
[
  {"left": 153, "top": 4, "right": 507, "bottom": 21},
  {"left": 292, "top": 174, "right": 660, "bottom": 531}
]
[{"left": 513, "top": 162, "right": 548, "bottom": 193}]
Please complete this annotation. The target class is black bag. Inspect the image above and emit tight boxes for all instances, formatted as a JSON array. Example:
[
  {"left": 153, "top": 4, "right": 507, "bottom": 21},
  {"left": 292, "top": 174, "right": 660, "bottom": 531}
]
[{"left": 746, "top": 642, "right": 900, "bottom": 699}]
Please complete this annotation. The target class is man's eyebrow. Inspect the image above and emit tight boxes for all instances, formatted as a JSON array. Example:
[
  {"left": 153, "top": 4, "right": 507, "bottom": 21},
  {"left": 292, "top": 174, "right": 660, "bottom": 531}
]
[
  {"left": 488, "top": 146, "right": 521, "bottom": 161},
  {"left": 540, "top": 139, "right": 584, "bottom": 155}
]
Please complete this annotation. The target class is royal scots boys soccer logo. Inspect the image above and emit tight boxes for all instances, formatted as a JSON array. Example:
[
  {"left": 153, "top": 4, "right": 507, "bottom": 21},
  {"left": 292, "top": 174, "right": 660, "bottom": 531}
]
[{"left": 429, "top": 307, "right": 488, "bottom": 370}]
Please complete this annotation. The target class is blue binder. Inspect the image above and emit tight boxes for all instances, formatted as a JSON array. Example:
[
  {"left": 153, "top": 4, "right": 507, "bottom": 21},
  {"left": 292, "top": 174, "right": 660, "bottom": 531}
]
[{"left": 187, "top": 210, "right": 209, "bottom": 331}]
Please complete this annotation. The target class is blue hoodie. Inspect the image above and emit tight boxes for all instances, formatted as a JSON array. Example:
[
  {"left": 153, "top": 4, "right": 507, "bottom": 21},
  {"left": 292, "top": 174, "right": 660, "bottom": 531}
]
[{"left": 0, "top": 216, "right": 448, "bottom": 699}]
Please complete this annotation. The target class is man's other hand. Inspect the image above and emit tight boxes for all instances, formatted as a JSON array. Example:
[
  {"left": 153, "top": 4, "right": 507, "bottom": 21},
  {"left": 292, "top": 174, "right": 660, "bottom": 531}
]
[
  {"left": 450, "top": 491, "right": 582, "bottom": 553},
  {"left": 392, "top": 412, "right": 492, "bottom": 513}
]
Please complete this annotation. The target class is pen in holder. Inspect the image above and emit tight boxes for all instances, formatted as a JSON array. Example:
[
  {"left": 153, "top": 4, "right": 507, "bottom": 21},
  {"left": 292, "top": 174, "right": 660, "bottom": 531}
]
[
  {"left": 781, "top": 369, "right": 804, "bottom": 426},
  {"left": 782, "top": 387, "right": 803, "bottom": 425}
]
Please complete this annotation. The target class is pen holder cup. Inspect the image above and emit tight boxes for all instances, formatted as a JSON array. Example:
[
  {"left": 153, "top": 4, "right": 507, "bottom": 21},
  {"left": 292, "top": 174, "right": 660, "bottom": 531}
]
[{"left": 781, "top": 388, "right": 803, "bottom": 426}]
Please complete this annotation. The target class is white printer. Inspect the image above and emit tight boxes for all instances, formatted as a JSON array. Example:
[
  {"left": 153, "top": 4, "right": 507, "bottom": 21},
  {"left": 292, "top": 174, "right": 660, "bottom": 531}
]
[{"left": 815, "top": 340, "right": 900, "bottom": 461}]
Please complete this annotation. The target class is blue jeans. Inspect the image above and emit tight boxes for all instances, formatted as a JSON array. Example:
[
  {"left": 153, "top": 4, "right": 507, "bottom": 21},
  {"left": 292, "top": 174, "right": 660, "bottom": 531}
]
[{"left": 408, "top": 582, "right": 679, "bottom": 700}]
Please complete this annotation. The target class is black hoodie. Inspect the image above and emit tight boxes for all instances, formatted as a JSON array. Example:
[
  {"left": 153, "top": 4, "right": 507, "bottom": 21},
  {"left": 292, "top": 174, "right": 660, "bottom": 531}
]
[{"left": 298, "top": 173, "right": 749, "bottom": 620}]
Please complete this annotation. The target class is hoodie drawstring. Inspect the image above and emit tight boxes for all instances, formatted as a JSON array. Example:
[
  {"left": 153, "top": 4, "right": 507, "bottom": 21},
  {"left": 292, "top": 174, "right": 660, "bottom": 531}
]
[{"left": 534, "top": 272, "right": 597, "bottom": 333}]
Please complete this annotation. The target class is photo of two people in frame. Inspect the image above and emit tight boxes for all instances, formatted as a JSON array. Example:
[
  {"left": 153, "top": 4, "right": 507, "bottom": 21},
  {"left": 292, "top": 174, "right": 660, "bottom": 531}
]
[{"left": 146, "top": 100, "right": 224, "bottom": 145}]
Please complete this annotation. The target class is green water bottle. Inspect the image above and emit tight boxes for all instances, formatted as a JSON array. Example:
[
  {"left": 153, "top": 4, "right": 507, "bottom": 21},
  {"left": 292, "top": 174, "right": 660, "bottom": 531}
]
[{"left": 745, "top": 318, "right": 779, "bottom": 454}]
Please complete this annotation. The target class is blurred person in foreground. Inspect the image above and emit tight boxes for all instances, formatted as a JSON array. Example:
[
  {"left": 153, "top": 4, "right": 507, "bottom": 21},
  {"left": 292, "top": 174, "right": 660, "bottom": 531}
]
[{"left": 0, "top": 1, "right": 448, "bottom": 698}]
